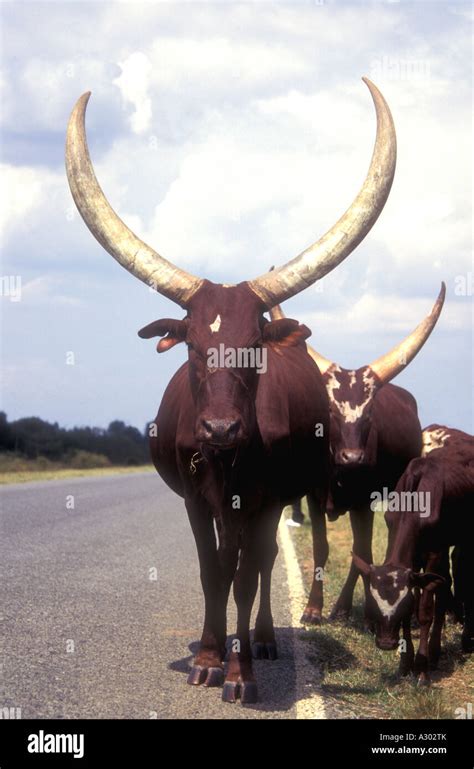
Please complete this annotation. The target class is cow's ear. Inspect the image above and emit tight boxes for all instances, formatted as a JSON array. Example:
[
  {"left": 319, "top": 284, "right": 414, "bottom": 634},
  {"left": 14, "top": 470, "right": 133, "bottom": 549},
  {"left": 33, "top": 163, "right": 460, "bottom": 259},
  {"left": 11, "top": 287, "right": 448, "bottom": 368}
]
[
  {"left": 409, "top": 571, "right": 445, "bottom": 592},
  {"left": 138, "top": 318, "right": 188, "bottom": 353},
  {"left": 262, "top": 318, "right": 311, "bottom": 347},
  {"left": 351, "top": 552, "right": 373, "bottom": 576}
]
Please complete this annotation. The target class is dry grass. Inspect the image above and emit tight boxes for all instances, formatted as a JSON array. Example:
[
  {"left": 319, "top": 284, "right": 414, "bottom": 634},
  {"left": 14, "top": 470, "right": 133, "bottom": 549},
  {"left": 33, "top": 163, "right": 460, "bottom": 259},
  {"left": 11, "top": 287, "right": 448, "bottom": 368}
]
[
  {"left": 0, "top": 465, "right": 155, "bottom": 485},
  {"left": 288, "top": 501, "right": 474, "bottom": 719}
]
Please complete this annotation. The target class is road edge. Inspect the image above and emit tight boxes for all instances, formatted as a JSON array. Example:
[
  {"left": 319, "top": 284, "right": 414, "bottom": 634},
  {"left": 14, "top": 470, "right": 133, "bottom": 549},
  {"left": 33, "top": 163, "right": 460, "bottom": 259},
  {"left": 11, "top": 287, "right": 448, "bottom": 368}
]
[{"left": 278, "top": 515, "right": 326, "bottom": 719}]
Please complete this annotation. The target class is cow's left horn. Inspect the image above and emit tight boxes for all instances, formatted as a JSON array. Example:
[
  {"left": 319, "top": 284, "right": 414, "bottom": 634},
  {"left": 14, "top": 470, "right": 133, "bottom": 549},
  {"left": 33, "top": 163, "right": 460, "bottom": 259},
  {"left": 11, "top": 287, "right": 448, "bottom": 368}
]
[
  {"left": 248, "top": 78, "right": 397, "bottom": 308},
  {"left": 369, "top": 283, "right": 446, "bottom": 384},
  {"left": 65, "top": 92, "right": 203, "bottom": 308}
]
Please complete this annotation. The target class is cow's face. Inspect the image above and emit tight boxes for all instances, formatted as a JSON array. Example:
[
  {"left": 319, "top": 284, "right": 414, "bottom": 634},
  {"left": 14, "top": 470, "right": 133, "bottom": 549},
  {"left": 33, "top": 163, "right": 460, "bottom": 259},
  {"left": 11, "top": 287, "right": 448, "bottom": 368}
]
[
  {"left": 352, "top": 554, "right": 444, "bottom": 650},
  {"left": 139, "top": 281, "right": 310, "bottom": 451},
  {"left": 324, "top": 365, "right": 381, "bottom": 468},
  {"left": 186, "top": 282, "right": 266, "bottom": 450}
]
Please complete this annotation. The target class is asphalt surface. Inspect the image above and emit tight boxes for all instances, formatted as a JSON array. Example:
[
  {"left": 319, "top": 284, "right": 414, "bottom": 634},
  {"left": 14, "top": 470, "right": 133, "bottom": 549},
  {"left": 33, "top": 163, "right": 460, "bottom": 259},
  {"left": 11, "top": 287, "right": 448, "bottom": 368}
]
[{"left": 0, "top": 472, "right": 325, "bottom": 719}]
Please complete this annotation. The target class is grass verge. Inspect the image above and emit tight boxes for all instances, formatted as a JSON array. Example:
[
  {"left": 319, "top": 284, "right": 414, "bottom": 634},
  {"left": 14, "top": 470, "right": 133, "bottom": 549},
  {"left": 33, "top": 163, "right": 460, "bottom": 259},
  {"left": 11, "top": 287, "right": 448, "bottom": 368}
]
[{"left": 0, "top": 465, "right": 155, "bottom": 485}]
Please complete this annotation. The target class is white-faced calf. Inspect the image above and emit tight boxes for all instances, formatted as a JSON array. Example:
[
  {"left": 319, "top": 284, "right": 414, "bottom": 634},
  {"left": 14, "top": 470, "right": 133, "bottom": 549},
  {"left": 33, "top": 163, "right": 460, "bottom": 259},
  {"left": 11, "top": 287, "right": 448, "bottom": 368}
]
[{"left": 354, "top": 427, "right": 474, "bottom": 684}]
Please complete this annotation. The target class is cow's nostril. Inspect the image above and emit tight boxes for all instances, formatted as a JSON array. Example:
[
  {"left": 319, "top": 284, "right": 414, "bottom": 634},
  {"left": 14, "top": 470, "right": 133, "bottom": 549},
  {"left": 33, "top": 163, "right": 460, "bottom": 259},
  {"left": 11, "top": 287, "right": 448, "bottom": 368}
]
[
  {"left": 227, "top": 419, "right": 241, "bottom": 438},
  {"left": 340, "top": 448, "right": 364, "bottom": 464},
  {"left": 202, "top": 420, "right": 213, "bottom": 435}
]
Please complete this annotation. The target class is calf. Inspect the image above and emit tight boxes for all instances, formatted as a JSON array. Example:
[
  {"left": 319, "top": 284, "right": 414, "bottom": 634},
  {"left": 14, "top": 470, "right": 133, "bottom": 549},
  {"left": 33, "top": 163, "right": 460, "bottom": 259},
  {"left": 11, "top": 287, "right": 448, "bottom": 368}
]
[
  {"left": 353, "top": 428, "right": 474, "bottom": 683},
  {"left": 271, "top": 285, "right": 445, "bottom": 624}
]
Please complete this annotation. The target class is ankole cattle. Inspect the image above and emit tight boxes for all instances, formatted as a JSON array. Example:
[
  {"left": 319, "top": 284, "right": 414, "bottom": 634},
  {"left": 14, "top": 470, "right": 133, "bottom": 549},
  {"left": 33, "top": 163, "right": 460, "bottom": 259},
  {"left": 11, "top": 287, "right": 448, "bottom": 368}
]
[
  {"left": 353, "top": 427, "right": 474, "bottom": 684},
  {"left": 422, "top": 423, "right": 473, "bottom": 456},
  {"left": 66, "top": 77, "right": 396, "bottom": 703},
  {"left": 271, "top": 285, "right": 445, "bottom": 624}
]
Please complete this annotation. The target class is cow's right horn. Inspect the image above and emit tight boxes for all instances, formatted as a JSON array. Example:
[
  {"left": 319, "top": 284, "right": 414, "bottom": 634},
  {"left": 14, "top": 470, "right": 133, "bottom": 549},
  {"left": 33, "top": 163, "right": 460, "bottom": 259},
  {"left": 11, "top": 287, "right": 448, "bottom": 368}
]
[
  {"left": 249, "top": 77, "right": 397, "bottom": 308},
  {"left": 65, "top": 92, "right": 203, "bottom": 308},
  {"left": 369, "top": 283, "right": 446, "bottom": 384}
]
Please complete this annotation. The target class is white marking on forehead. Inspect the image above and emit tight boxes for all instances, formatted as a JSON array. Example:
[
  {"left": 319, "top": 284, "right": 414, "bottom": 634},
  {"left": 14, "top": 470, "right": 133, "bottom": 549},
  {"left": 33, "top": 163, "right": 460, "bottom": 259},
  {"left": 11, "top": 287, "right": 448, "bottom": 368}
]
[
  {"left": 387, "top": 570, "right": 399, "bottom": 588},
  {"left": 422, "top": 428, "right": 451, "bottom": 456},
  {"left": 370, "top": 585, "right": 409, "bottom": 619},
  {"left": 209, "top": 314, "right": 221, "bottom": 333},
  {"left": 325, "top": 367, "right": 377, "bottom": 424}
]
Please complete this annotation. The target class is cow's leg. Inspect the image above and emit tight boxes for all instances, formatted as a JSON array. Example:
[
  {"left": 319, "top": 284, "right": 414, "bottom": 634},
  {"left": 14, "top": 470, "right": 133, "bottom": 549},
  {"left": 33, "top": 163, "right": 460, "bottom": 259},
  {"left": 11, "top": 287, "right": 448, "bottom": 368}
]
[
  {"left": 411, "top": 554, "right": 423, "bottom": 628},
  {"left": 415, "top": 586, "right": 435, "bottom": 685},
  {"left": 185, "top": 500, "right": 237, "bottom": 688},
  {"left": 223, "top": 511, "right": 279, "bottom": 703},
  {"left": 253, "top": 532, "right": 279, "bottom": 660},
  {"left": 428, "top": 588, "right": 447, "bottom": 670},
  {"left": 331, "top": 507, "right": 374, "bottom": 621},
  {"left": 301, "top": 491, "right": 328, "bottom": 624},
  {"left": 428, "top": 550, "right": 449, "bottom": 669},
  {"left": 291, "top": 498, "right": 304, "bottom": 525},
  {"left": 415, "top": 552, "right": 446, "bottom": 684},
  {"left": 399, "top": 616, "right": 415, "bottom": 676},
  {"left": 455, "top": 545, "right": 474, "bottom": 652},
  {"left": 443, "top": 546, "right": 462, "bottom": 623},
  {"left": 462, "top": 595, "right": 474, "bottom": 653}
]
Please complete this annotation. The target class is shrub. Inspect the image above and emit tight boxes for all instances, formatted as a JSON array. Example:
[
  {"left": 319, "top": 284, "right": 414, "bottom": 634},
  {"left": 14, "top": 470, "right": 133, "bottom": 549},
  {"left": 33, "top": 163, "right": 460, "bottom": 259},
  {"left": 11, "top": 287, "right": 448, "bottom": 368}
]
[{"left": 66, "top": 451, "right": 112, "bottom": 469}]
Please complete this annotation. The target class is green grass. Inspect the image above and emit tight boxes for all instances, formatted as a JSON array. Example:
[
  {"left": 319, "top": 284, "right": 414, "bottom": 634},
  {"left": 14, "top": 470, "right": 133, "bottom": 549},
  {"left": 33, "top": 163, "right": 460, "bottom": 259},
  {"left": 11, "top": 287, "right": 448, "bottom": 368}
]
[
  {"left": 287, "top": 501, "right": 474, "bottom": 719},
  {"left": 0, "top": 465, "right": 155, "bottom": 485}
]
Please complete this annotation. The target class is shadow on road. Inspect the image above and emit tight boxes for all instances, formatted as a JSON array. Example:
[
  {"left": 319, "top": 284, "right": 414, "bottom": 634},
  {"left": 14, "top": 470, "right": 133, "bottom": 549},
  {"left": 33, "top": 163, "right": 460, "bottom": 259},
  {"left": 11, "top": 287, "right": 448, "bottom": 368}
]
[{"left": 168, "top": 625, "right": 327, "bottom": 714}]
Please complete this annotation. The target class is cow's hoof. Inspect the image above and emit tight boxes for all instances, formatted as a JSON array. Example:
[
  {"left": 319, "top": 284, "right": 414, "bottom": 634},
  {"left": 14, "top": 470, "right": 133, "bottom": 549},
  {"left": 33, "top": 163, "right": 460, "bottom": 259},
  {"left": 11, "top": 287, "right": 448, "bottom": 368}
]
[
  {"left": 204, "top": 667, "right": 225, "bottom": 687},
  {"left": 329, "top": 608, "right": 351, "bottom": 622},
  {"left": 417, "top": 673, "right": 431, "bottom": 687},
  {"left": 252, "top": 641, "right": 278, "bottom": 660},
  {"left": 222, "top": 680, "right": 258, "bottom": 704},
  {"left": 187, "top": 665, "right": 224, "bottom": 687},
  {"left": 301, "top": 607, "right": 322, "bottom": 625}
]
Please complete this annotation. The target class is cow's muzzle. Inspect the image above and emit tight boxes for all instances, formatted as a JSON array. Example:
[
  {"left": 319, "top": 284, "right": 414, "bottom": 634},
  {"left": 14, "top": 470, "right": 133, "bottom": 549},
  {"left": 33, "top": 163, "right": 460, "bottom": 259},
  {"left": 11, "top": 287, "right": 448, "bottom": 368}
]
[
  {"left": 375, "top": 636, "right": 399, "bottom": 651},
  {"left": 337, "top": 448, "right": 365, "bottom": 465},
  {"left": 197, "top": 417, "right": 243, "bottom": 448}
]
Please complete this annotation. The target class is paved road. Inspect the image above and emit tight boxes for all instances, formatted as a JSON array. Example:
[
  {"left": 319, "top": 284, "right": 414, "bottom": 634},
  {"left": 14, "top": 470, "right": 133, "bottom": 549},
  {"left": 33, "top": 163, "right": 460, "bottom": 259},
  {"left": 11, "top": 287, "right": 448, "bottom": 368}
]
[{"left": 0, "top": 472, "right": 325, "bottom": 719}]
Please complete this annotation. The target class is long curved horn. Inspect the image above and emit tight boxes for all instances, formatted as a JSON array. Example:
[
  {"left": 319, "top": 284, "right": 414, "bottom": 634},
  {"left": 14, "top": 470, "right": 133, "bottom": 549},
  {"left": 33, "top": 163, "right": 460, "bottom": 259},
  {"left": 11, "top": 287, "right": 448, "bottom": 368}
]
[
  {"left": 269, "top": 300, "right": 334, "bottom": 375},
  {"left": 369, "top": 283, "right": 446, "bottom": 383},
  {"left": 248, "top": 78, "right": 397, "bottom": 308},
  {"left": 65, "top": 92, "right": 203, "bottom": 308},
  {"left": 269, "top": 304, "right": 285, "bottom": 320}
]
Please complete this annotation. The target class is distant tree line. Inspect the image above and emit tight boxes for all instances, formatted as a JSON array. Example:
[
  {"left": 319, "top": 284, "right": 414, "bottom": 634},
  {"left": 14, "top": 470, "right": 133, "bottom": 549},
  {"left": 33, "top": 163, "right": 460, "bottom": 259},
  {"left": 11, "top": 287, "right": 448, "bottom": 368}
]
[{"left": 0, "top": 412, "right": 150, "bottom": 466}]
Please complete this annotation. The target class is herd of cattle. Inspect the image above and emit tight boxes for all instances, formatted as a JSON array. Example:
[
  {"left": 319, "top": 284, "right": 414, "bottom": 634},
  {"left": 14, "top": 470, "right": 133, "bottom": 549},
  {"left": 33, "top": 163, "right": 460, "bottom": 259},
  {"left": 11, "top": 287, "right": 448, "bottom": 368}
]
[{"left": 65, "top": 77, "right": 473, "bottom": 704}]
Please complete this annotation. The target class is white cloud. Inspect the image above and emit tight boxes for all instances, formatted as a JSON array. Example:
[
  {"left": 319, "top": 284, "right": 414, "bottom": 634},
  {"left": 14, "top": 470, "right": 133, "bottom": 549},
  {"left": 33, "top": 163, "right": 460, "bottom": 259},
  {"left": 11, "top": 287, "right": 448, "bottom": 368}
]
[
  {"left": 21, "top": 276, "right": 82, "bottom": 307},
  {"left": 147, "top": 35, "right": 308, "bottom": 90},
  {"left": 0, "top": 164, "right": 64, "bottom": 242},
  {"left": 114, "top": 52, "right": 153, "bottom": 134},
  {"left": 304, "top": 291, "right": 470, "bottom": 343}
]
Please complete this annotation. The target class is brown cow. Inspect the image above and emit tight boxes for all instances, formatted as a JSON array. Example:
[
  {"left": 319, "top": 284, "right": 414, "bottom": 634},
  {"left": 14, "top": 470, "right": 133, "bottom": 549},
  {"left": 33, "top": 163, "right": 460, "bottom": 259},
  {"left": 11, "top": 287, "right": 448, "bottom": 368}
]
[
  {"left": 271, "top": 286, "right": 445, "bottom": 624},
  {"left": 66, "top": 78, "right": 396, "bottom": 703},
  {"left": 353, "top": 427, "right": 474, "bottom": 684}
]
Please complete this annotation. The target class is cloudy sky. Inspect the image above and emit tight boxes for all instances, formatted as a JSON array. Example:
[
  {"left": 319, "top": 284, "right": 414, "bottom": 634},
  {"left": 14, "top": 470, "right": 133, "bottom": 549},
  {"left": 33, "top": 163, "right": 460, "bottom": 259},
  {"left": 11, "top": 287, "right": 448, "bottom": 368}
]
[{"left": 1, "top": 0, "right": 472, "bottom": 433}]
